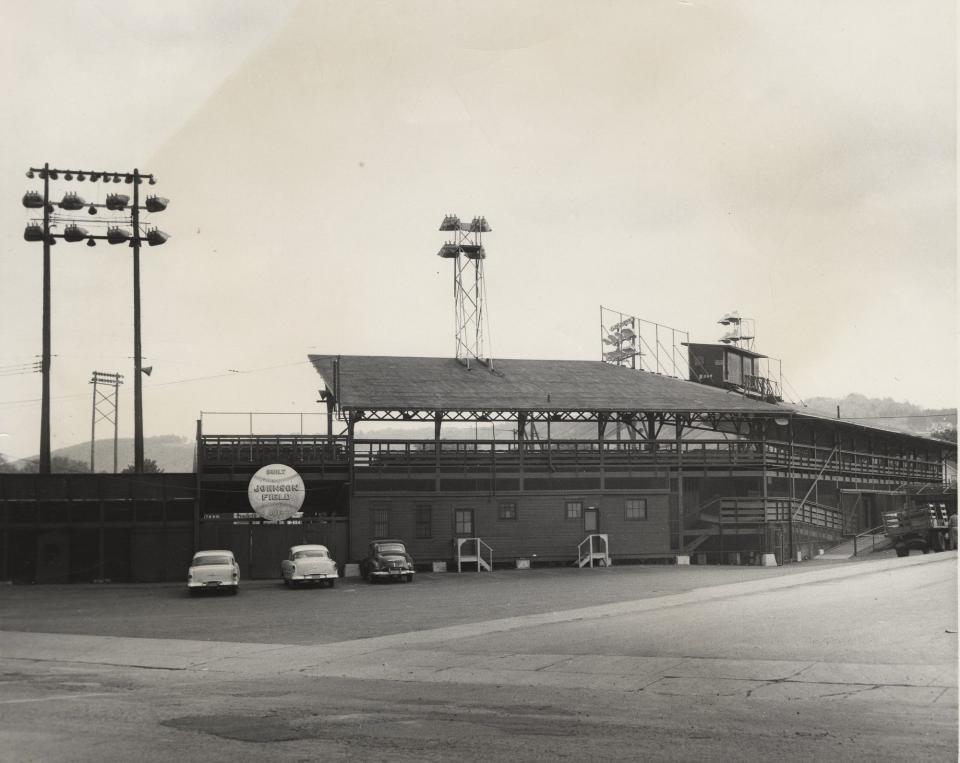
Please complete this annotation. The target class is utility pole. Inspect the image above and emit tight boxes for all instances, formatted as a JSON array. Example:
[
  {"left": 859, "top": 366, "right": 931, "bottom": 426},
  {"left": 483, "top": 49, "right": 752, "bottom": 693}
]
[
  {"left": 90, "top": 372, "right": 123, "bottom": 473},
  {"left": 132, "top": 169, "right": 144, "bottom": 473},
  {"left": 23, "top": 164, "right": 169, "bottom": 474},
  {"left": 40, "top": 163, "right": 52, "bottom": 473}
]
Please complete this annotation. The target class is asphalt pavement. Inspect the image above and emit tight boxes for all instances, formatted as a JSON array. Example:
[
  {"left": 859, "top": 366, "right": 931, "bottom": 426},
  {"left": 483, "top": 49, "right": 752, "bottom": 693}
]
[{"left": 1, "top": 553, "right": 956, "bottom": 761}]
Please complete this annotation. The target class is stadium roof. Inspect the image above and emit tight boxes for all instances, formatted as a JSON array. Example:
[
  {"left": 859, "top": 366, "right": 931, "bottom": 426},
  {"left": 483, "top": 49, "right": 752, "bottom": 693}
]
[
  {"left": 309, "top": 355, "right": 790, "bottom": 415},
  {"left": 308, "top": 355, "right": 955, "bottom": 448}
]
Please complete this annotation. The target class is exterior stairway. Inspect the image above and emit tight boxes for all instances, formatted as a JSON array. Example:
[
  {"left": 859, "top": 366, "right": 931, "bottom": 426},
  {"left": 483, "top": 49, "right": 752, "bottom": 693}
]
[
  {"left": 455, "top": 538, "right": 493, "bottom": 572},
  {"left": 577, "top": 534, "right": 611, "bottom": 567}
]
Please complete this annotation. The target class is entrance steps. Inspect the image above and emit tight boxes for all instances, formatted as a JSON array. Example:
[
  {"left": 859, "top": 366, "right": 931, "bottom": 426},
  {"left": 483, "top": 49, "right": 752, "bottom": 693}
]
[
  {"left": 456, "top": 538, "right": 493, "bottom": 572},
  {"left": 577, "top": 534, "right": 611, "bottom": 568}
]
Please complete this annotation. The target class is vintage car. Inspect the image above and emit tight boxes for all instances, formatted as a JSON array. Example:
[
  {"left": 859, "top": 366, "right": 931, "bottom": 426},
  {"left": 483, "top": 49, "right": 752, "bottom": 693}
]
[
  {"left": 281, "top": 544, "right": 338, "bottom": 588},
  {"left": 187, "top": 549, "right": 239, "bottom": 596},
  {"left": 360, "top": 539, "right": 415, "bottom": 583}
]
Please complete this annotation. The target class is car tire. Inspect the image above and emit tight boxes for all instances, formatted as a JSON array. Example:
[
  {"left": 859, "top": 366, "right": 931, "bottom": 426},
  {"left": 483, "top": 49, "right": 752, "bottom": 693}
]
[
  {"left": 230, "top": 586, "right": 238, "bottom": 596},
  {"left": 404, "top": 574, "right": 413, "bottom": 583},
  {"left": 328, "top": 579, "right": 336, "bottom": 588},
  {"left": 895, "top": 545, "right": 908, "bottom": 557}
]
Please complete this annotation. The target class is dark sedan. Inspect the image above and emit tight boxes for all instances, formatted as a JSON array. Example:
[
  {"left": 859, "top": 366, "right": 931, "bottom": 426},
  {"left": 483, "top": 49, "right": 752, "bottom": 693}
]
[{"left": 360, "top": 540, "right": 415, "bottom": 583}]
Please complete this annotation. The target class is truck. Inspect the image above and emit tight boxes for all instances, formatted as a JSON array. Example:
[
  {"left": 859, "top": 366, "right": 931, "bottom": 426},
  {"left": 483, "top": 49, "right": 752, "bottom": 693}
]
[{"left": 883, "top": 502, "right": 950, "bottom": 557}]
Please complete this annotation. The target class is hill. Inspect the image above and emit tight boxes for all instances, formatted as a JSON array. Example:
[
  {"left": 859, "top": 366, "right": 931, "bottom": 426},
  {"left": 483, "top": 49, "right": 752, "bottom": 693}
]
[
  {"left": 50, "top": 435, "right": 196, "bottom": 473},
  {"left": 801, "top": 394, "right": 956, "bottom": 437}
]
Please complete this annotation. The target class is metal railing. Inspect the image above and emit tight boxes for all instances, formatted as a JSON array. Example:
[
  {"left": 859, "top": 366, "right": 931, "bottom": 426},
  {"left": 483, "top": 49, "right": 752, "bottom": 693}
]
[{"left": 853, "top": 525, "right": 888, "bottom": 556}]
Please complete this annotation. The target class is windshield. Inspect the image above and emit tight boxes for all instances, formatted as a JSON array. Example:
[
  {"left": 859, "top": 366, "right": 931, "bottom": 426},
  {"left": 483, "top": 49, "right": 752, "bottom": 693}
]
[
  {"left": 193, "top": 555, "right": 233, "bottom": 566},
  {"left": 375, "top": 543, "right": 406, "bottom": 555},
  {"left": 293, "top": 550, "right": 328, "bottom": 559}
]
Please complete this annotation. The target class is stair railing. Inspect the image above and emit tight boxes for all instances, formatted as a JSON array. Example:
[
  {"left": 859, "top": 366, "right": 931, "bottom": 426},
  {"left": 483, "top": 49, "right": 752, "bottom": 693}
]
[
  {"left": 577, "top": 534, "right": 610, "bottom": 568},
  {"left": 455, "top": 537, "right": 493, "bottom": 572}
]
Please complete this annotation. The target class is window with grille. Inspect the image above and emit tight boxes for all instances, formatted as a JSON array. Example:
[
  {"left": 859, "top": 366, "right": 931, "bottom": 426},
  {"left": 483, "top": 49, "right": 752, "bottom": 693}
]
[
  {"left": 625, "top": 498, "right": 647, "bottom": 520},
  {"left": 498, "top": 502, "right": 517, "bottom": 520},
  {"left": 371, "top": 507, "right": 389, "bottom": 538},
  {"left": 565, "top": 501, "right": 583, "bottom": 520},
  {"left": 415, "top": 504, "right": 432, "bottom": 538}
]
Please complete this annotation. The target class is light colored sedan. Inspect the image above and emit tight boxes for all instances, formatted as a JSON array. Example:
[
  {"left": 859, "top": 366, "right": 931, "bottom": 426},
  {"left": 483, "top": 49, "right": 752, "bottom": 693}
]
[
  {"left": 187, "top": 550, "right": 239, "bottom": 596},
  {"left": 281, "top": 544, "right": 338, "bottom": 588}
]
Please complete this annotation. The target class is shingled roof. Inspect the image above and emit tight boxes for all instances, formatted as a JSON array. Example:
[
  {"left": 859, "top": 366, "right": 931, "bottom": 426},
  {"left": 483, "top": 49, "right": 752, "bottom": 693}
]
[{"left": 308, "top": 355, "right": 788, "bottom": 415}]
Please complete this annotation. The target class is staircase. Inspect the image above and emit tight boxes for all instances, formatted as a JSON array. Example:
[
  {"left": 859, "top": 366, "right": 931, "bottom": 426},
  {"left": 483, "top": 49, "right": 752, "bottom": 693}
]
[
  {"left": 456, "top": 537, "right": 493, "bottom": 572},
  {"left": 577, "top": 534, "right": 611, "bottom": 568}
]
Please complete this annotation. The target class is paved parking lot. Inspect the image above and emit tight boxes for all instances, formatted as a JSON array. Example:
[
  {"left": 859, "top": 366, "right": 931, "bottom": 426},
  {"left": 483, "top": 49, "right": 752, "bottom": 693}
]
[
  {"left": 1, "top": 554, "right": 956, "bottom": 761},
  {"left": 1, "top": 563, "right": 812, "bottom": 644}
]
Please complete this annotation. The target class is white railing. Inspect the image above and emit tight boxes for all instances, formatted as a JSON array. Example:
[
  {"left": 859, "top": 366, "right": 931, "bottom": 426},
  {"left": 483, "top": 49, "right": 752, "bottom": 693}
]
[
  {"left": 577, "top": 534, "right": 610, "bottom": 568},
  {"left": 455, "top": 537, "right": 493, "bottom": 572}
]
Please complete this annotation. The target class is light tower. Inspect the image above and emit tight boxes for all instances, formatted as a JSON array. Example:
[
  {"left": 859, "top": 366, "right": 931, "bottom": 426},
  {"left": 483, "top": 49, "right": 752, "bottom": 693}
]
[
  {"left": 22, "top": 164, "right": 169, "bottom": 473},
  {"left": 437, "top": 214, "right": 493, "bottom": 370}
]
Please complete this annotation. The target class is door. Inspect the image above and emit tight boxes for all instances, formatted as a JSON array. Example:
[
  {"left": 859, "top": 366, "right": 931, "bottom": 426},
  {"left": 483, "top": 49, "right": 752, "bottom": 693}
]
[
  {"left": 584, "top": 507, "right": 599, "bottom": 534},
  {"left": 454, "top": 509, "right": 476, "bottom": 557}
]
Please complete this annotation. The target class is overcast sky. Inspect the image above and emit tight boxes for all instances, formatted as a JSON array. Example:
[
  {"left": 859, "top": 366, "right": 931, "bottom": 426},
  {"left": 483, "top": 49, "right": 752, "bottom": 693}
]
[{"left": 0, "top": 0, "right": 955, "bottom": 460}]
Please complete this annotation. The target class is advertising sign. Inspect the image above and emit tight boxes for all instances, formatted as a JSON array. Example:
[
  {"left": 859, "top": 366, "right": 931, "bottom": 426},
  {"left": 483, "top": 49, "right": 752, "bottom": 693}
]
[{"left": 247, "top": 464, "right": 305, "bottom": 522}]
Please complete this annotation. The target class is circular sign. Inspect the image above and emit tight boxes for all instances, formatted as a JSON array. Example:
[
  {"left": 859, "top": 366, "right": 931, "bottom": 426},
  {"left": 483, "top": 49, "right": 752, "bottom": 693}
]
[{"left": 247, "top": 464, "right": 305, "bottom": 521}]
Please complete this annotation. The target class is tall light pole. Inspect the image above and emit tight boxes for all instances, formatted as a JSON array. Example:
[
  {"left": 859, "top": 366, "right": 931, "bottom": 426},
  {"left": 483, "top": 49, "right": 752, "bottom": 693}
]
[
  {"left": 131, "top": 169, "right": 145, "bottom": 473},
  {"left": 23, "top": 164, "right": 170, "bottom": 473},
  {"left": 40, "top": 164, "right": 52, "bottom": 472}
]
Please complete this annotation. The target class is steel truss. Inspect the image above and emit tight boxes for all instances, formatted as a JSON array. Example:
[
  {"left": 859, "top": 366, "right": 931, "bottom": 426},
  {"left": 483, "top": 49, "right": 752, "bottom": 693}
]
[{"left": 343, "top": 407, "right": 787, "bottom": 433}]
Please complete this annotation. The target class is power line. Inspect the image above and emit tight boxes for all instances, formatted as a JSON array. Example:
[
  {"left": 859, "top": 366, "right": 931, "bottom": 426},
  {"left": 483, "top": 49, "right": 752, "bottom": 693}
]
[{"left": 0, "top": 359, "right": 314, "bottom": 408}]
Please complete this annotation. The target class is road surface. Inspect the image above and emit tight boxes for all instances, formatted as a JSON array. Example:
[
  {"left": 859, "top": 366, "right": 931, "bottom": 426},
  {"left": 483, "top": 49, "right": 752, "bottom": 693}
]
[{"left": 1, "top": 553, "right": 956, "bottom": 761}]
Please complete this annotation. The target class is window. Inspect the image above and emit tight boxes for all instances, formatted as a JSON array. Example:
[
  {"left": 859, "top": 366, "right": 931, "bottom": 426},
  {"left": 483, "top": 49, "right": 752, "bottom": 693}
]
[
  {"left": 498, "top": 502, "right": 517, "bottom": 521},
  {"left": 455, "top": 509, "right": 474, "bottom": 535},
  {"left": 415, "top": 504, "right": 432, "bottom": 539},
  {"left": 565, "top": 501, "right": 583, "bottom": 520},
  {"left": 371, "top": 507, "right": 389, "bottom": 539},
  {"left": 625, "top": 498, "right": 647, "bottom": 520}
]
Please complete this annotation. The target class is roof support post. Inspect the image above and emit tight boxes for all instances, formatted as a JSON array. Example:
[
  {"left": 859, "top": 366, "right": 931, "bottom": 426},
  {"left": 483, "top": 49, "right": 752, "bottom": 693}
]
[
  {"left": 434, "top": 411, "right": 443, "bottom": 492},
  {"left": 645, "top": 413, "right": 657, "bottom": 452},
  {"left": 676, "top": 414, "right": 685, "bottom": 553},
  {"left": 346, "top": 413, "right": 356, "bottom": 498},
  {"left": 516, "top": 412, "right": 526, "bottom": 490}
]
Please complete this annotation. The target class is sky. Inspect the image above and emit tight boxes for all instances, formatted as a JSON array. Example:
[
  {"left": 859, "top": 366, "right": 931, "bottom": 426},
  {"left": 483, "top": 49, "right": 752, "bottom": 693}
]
[{"left": 0, "top": 0, "right": 956, "bottom": 461}]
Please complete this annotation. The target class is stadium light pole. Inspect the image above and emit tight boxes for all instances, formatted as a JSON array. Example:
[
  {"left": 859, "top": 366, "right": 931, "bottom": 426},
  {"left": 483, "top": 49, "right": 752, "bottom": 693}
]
[{"left": 23, "top": 164, "right": 169, "bottom": 474}]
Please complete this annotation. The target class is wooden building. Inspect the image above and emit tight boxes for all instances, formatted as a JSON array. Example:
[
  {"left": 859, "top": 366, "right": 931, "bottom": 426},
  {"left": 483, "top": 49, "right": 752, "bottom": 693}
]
[{"left": 196, "top": 355, "right": 953, "bottom": 570}]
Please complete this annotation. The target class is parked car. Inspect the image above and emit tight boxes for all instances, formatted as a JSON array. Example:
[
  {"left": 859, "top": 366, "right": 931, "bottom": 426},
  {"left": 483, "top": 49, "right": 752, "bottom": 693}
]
[
  {"left": 187, "top": 550, "right": 239, "bottom": 596},
  {"left": 360, "top": 540, "right": 415, "bottom": 583},
  {"left": 281, "top": 544, "right": 338, "bottom": 588}
]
